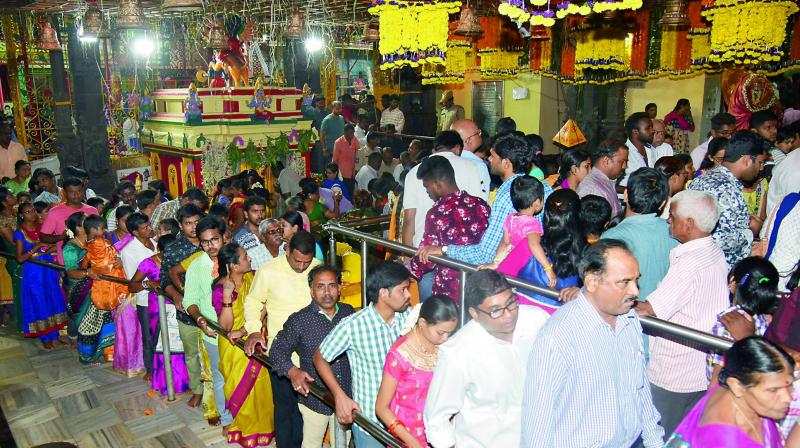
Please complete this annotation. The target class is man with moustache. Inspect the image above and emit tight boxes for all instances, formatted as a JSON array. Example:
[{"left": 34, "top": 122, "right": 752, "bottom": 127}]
[
  {"left": 520, "top": 240, "right": 665, "bottom": 448},
  {"left": 621, "top": 112, "right": 656, "bottom": 188},
  {"left": 636, "top": 189, "right": 729, "bottom": 435},
  {"left": 269, "top": 265, "right": 355, "bottom": 448}
]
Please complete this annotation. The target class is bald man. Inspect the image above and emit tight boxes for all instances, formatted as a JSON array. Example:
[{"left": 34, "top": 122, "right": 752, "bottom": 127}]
[{"left": 451, "top": 119, "right": 491, "bottom": 196}]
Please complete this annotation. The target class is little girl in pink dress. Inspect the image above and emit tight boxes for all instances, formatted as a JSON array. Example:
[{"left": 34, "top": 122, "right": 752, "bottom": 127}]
[{"left": 480, "top": 175, "right": 556, "bottom": 287}]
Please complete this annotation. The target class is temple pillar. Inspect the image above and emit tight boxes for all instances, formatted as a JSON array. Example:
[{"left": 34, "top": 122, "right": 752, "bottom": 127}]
[{"left": 48, "top": 17, "right": 80, "bottom": 169}]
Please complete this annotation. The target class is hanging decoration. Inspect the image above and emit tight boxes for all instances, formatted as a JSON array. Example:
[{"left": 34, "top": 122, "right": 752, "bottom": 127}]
[
  {"left": 702, "top": 0, "right": 799, "bottom": 65},
  {"left": 421, "top": 41, "right": 472, "bottom": 84},
  {"left": 370, "top": 0, "right": 461, "bottom": 70},
  {"left": 116, "top": 0, "right": 148, "bottom": 30},
  {"left": 553, "top": 119, "right": 587, "bottom": 148},
  {"left": 498, "top": 0, "right": 643, "bottom": 28},
  {"left": 478, "top": 48, "right": 523, "bottom": 78},
  {"left": 35, "top": 17, "right": 62, "bottom": 51},
  {"left": 574, "top": 28, "right": 629, "bottom": 75},
  {"left": 455, "top": 5, "right": 483, "bottom": 36},
  {"left": 688, "top": 28, "right": 711, "bottom": 67}
]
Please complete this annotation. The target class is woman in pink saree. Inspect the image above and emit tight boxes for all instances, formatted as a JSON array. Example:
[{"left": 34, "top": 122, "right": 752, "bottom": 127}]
[
  {"left": 375, "top": 295, "right": 459, "bottom": 448},
  {"left": 214, "top": 243, "right": 274, "bottom": 447},
  {"left": 666, "top": 337, "right": 793, "bottom": 448}
]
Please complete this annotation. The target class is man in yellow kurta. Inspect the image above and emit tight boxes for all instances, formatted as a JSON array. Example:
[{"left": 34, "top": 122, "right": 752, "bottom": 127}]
[{"left": 242, "top": 231, "right": 320, "bottom": 447}]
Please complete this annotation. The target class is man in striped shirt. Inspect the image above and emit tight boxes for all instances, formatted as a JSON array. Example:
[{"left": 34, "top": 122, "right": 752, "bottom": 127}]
[
  {"left": 314, "top": 262, "right": 413, "bottom": 448},
  {"left": 521, "top": 239, "right": 664, "bottom": 447},
  {"left": 636, "top": 189, "right": 730, "bottom": 435}
]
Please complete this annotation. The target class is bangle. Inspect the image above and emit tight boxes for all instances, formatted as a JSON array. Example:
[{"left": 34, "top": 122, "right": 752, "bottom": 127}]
[
  {"left": 196, "top": 316, "right": 205, "bottom": 325},
  {"left": 222, "top": 302, "right": 233, "bottom": 308},
  {"left": 543, "top": 263, "right": 554, "bottom": 272},
  {"left": 141, "top": 280, "right": 148, "bottom": 290},
  {"left": 387, "top": 419, "right": 406, "bottom": 437}
]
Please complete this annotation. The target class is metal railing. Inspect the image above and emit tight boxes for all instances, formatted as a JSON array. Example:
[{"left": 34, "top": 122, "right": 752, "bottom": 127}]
[
  {"left": 322, "top": 223, "right": 735, "bottom": 353},
  {"left": 201, "top": 318, "right": 403, "bottom": 448},
  {"left": 0, "top": 250, "right": 404, "bottom": 447}
]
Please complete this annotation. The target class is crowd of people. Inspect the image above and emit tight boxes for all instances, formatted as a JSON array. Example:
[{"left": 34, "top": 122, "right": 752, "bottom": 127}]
[{"left": 1, "top": 95, "right": 800, "bottom": 448}]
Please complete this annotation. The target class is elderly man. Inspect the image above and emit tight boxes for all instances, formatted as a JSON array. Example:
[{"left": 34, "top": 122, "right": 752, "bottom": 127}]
[
  {"left": 378, "top": 147, "right": 400, "bottom": 178},
  {"left": 437, "top": 90, "right": 465, "bottom": 132},
  {"left": 243, "top": 232, "right": 321, "bottom": 448},
  {"left": 425, "top": 270, "right": 549, "bottom": 448},
  {"left": 690, "top": 112, "right": 736, "bottom": 170},
  {"left": 451, "top": 119, "right": 491, "bottom": 195},
  {"left": 258, "top": 218, "right": 286, "bottom": 264},
  {"left": 520, "top": 239, "right": 665, "bottom": 448},
  {"left": 621, "top": 112, "right": 655, "bottom": 188},
  {"left": 689, "top": 131, "right": 767, "bottom": 266},
  {"left": 637, "top": 190, "right": 729, "bottom": 435},
  {"left": 650, "top": 119, "right": 674, "bottom": 165},
  {"left": 576, "top": 139, "right": 629, "bottom": 219}
]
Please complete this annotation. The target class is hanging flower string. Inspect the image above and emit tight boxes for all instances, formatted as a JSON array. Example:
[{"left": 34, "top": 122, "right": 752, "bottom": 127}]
[
  {"left": 499, "top": 0, "right": 643, "bottom": 27},
  {"left": 422, "top": 41, "right": 472, "bottom": 84},
  {"left": 702, "top": 0, "right": 799, "bottom": 65},
  {"left": 574, "top": 28, "right": 629, "bottom": 75}
]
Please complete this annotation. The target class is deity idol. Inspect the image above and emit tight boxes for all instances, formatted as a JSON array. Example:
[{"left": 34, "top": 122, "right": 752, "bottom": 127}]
[
  {"left": 247, "top": 78, "right": 273, "bottom": 123},
  {"left": 184, "top": 83, "right": 203, "bottom": 125}
]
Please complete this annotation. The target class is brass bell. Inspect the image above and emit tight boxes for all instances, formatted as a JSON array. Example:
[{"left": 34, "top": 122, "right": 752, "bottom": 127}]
[
  {"left": 455, "top": 5, "right": 483, "bottom": 37},
  {"left": 285, "top": 7, "right": 304, "bottom": 40},
  {"left": 82, "top": 3, "right": 102, "bottom": 39},
  {"left": 363, "top": 20, "right": 379, "bottom": 42},
  {"left": 162, "top": 0, "right": 202, "bottom": 12},
  {"left": 659, "top": 0, "right": 689, "bottom": 28},
  {"left": 206, "top": 25, "right": 228, "bottom": 50},
  {"left": 36, "top": 18, "right": 62, "bottom": 51},
  {"left": 117, "top": 0, "right": 149, "bottom": 30}
]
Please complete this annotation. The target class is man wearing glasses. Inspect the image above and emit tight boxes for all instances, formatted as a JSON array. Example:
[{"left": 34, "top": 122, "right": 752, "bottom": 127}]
[
  {"left": 520, "top": 240, "right": 665, "bottom": 447},
  {"left": 451, "top": 119, "right": 491, "bottom": 195},
  {"left": 689, "top": 112, "right": 737, "bottom": 170},
  {"left": 424, "top": 269, "right": 549, "bottom": 448}
]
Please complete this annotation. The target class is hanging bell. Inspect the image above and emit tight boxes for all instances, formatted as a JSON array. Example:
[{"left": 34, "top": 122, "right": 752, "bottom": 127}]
[
  {"left": 530, "top": 25, "right": 550, "bottom": 41},
  {"left": 82, "top": 3, "right": 102, "bottom": 39},
  {"left": 455, "top": 5, "right": 483, "bottom": 37},
  {"left": 285, "top": 7, "right": 305, "bottom": 40},
  {"left": 162, "top": 0, "right": 202, "bottom": 12},
  {"left": 206, "top": 25, "right": 228, "bottom": 50},
  {"left": 363, "top": 20, "right": 379, "bottom": 42},
  {"left": 36, "top": 18, "right": 62, "bottom": 51},
  {"left": 116, "top": 0, "right": 149, "bottom": 30},
  {"left": 659, "top": 0, "right": 689, "bottom": 28}
]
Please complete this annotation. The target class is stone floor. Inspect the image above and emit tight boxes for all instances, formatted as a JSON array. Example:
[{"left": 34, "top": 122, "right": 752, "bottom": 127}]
[{"left": 0, "top": 327, "right": 234, "bottom": 448}]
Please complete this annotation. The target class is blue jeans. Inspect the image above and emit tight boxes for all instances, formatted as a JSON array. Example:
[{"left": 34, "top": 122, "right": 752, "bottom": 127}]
[
  {"left": 418, "top": 270, "right": 435, "bottom": 302},
  {"left": 352, "top": 423, "right": 384, "bottom": 448},
  {"left": 204, "top": 340, "right": 233, "bottom": 426}
]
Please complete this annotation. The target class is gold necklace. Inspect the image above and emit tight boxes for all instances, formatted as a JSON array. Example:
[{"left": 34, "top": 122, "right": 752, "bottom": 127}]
[{"left": 731, "top": 396, "right": 762, "bottom": 444}]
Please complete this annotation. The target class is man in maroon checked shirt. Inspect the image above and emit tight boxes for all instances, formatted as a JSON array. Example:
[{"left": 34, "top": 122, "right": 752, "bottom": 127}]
[{"left": 406, "top": 156, "right": 490, "bottom": 302}]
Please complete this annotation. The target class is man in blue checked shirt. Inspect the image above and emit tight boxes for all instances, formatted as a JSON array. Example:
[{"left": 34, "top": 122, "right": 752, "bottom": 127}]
[
  {"left": 520, "top": 239, "right": 665, "bottom": 447},
  {"left": 416, "top": 132, "right": 552, "bottom": 266},
  {"left": 313, "top": 262, "right": 414, "bottom": 448}
]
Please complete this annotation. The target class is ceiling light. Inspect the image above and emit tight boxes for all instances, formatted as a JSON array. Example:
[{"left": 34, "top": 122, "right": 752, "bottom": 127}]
[
  {"left": 131, "top": 36, "right": 154, "bottom": 57},
  {"left": 304, "top": 36, "right": 324, "bottom": 53}
]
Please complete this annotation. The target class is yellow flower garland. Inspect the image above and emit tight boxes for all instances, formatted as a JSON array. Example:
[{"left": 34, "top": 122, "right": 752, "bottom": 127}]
[
  {"left": 479, "top": 48, "right": 523, "bottom": 79},
  {"left": 371, "top": 0, "right": 461, "bottom": 70},
  {"left": 688, "top": 28, "right": 711, "bottom": 68},
  {"left": 574, "top": 29, "right": 629, "bottom": 74},
  {"left": 660, "top": 29, "right": 678, "bottom": 70},
  {"left": 422, "top": 41, "right": 472, "bottom": 85},
  {"left": 702, "top": 0, "right": 799, "bottom": 65}
]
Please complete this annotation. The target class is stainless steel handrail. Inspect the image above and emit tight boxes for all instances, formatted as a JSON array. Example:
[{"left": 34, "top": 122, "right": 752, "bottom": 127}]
[
  {"left": 202, "top": 317, "right": 404, "bottom": 448},
  {"left": 322, "top": 223, "right": 734, "bottom": 352},
  {"left": 0, "top": 250, "right": 403, "bottom": 446}
]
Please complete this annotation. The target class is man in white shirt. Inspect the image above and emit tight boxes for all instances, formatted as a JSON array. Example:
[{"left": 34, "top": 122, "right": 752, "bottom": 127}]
[
  {"left": 356, "top": 132, "right": 382, "bottom": 173},
  {"left": 650, "top": 119, "right": 674, "bottom": 165},
  {"left": 689, "top": 112, "right": 736, "bottom": 170},
  {"left": 379, "top": 95, "right": 405, "bottom": 133},
  {"left": 119, "top": 212, "right": 156, "bottom": 381},
  {"left": 278, "top": 161, "right": 302, "bottom": 198},
  {"left": 621, "top": 112, "right": 655, "bottom": 188},
  {"left": 402, "top": 131, "right": 487, "bottom": 248},
  {"left": 354, "top": 115, "right": 369, "bottom": 149},
  {"left": 425, "top": 270, "right": 549, "bottom": 448},
  {"left": 355, "top": 152, "right": 382, "bottom": 192},
  {"left": 377, "top": 147, "right": 399, "bottom": 178},
  {"left": 766, "top": 145, "right": 800, "bottom": 221},
  {"left": 451, "top": 119, "right": 491, "bottom": 195}
]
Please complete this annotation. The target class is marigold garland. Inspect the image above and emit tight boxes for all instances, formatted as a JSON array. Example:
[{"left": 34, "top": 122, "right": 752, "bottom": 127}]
[
  {"left": 574, "top": 29, "right": 629, "bottom": 75},
  {"left": 498, "top": 0, "right": 643, "bottom": 27},
  {"left": 422, "top": 41, "right": 472, "bottom": 85},
  {"left": 479, "top": 48, "right": 523, "bottom": 78},
  {"left": 370, "top": 0, "right": 461, "bottom": 70},
  {"left": 688, "top": 28, "right": 712, "bottom": 67},
  {"left": 702, "top": 0, "right": 799, "bottom": 65},
  {"left": 660, "top": 29, "right": 678, "bottom": 70}
]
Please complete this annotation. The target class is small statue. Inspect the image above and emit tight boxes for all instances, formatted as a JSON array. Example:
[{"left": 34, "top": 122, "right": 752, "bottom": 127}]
[
  {"left": 139, "top": 89, "right": 153, "bottom": 120},
  {"left": 122, "top": 111, "right": 141, "bottom": 152},
  {"left": 247, "top": 78, "right": 273, "bottom": 124},
  {"left": 208, "top": 58, "right": 227, "bottom": 88},
  {"left": 184, "top": 83, "right": 203, "bottom": 125}
]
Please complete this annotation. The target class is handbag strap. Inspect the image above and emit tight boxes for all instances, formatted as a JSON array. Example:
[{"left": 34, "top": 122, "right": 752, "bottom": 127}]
[{"left": 766, "top": 193, "right": 800, "bottom": 259}]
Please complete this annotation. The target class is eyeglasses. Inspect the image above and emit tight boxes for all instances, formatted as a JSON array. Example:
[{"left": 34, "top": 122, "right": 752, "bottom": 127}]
[
  {"left": 474, "top": 297, "right": 519, "bottom": 319},
  {"left": 466, "top": 130, "right": 482, "bottom": 141},
  {"left": 199, "top": 236, "right": 222, "bottom": 247}
]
